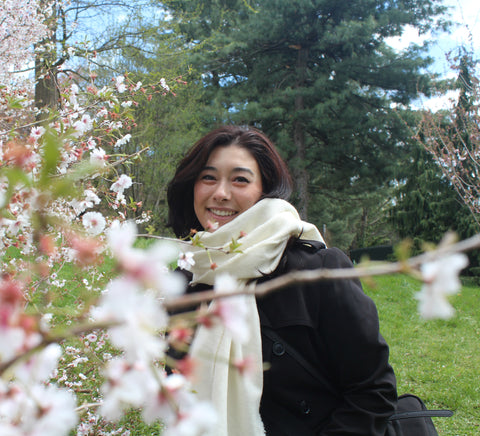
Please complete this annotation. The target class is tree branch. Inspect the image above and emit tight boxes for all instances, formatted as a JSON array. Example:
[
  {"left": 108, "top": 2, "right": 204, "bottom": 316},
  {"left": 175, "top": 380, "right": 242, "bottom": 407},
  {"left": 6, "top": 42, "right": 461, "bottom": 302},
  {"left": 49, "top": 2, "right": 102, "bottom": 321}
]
[{"left": 163, "top": 233, "right": 480, "bottom": 311}]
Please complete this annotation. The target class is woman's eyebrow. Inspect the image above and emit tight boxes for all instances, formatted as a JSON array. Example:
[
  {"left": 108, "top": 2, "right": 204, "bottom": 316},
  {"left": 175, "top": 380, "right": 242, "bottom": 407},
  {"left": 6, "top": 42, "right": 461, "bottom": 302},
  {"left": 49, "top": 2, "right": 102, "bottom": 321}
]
[
  {"left": 232, "top": 167, "right": 255, "bottom": 175},
  {"left": 201, "top": 166, "right": 254, "bottom": 175},
  {"left": 201, "top": 165, "right": 217, "bottom": 172}
]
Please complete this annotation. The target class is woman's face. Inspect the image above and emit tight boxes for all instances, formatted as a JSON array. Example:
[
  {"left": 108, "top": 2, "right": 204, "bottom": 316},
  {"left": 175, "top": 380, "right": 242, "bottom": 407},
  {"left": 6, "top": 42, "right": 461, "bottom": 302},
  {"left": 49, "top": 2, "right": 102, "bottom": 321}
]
[{"left": 194, "top": 144, "right": 263, "bottom": 231}]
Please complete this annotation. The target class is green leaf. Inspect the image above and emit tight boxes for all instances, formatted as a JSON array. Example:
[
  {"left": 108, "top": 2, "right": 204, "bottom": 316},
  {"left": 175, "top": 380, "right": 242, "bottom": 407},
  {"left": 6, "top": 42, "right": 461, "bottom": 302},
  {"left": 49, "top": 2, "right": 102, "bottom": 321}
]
[
  {"left": 39, "top": 127, "right": 62, "bottom": 185},
  {"left": 5, "top": 96, "right": 25, "bottom": 109}
]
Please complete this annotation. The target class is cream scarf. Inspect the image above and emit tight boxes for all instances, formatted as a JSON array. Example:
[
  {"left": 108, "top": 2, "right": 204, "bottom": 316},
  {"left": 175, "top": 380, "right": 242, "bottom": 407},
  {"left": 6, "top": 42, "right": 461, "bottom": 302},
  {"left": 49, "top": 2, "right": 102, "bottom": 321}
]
[{"left": 187, "top": 198, "right": 324, "bottom": 436}]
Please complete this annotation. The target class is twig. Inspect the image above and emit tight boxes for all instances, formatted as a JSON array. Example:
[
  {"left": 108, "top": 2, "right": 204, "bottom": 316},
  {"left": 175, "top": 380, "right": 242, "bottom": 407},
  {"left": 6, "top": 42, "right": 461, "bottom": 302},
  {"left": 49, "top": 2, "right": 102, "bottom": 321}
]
[
  {"left": 0, "top": 321, "right": 116, "bottom": 376},
  {"left": 164, "top": 233, "right": 480, "bottom": 311}
]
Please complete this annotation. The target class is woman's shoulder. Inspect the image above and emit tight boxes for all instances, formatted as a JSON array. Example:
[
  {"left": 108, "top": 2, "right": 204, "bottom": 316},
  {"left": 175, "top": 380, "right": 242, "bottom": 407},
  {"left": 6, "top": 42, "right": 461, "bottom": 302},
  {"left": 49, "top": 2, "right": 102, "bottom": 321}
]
[
  {"left": 258, "top": 239, "right": 370, "bottom": 329},
  {"left": 284, "top": 239, "right": 354, "bottom": 272}
]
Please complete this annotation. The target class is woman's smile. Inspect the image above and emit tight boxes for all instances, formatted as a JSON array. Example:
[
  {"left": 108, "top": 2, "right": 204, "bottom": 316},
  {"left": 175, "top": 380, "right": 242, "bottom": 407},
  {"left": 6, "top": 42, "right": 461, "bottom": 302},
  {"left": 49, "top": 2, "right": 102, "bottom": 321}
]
[{"left": 208, "top": 208, "right": 237, "bottom": 217}]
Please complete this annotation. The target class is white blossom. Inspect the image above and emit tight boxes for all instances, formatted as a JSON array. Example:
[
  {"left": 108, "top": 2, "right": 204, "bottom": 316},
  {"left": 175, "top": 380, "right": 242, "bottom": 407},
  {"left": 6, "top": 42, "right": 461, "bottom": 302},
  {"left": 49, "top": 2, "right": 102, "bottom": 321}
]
[
  {"left": 178, "top": 252, "right": 195, "bottom": 270},
  {"left": 417, "top": 253, "right": 469, "bottom": 319},
  {"left": 0, "top": 327, "right": 27, "bottom": 361},
  {"left": 96, "top": 107, "right": 108, "bottom": 118},
  {"left": 100, "top": 358, "right": 158, "bottom": 421},
  {"left": 110, "top": 174, "right": 132, "bottom": 193},
  {"left": 29, "top": 126, "right": 46, "bottom": 141},
  {"left": 114, "top": 133, "right": 132, "bottom": 148},
  {"left": 114, "top": 76, "right": 127, "bottom": 93},
  {"left": 106, "top": 221, "right": 185, "bottom": 295},
  {"left": 163, "top": 401, "right": 218, "bottom": 436},
  {"left": 86, "top": 137, "right": 97, "bottom": 149},
  {"left": 82, "top": 211, "right": 106, "bottom": 235},
  {"left": 72, "top": 114, "right": 93, "bottom": 137},
  {"left": 84, "top": 189, "right": 101, "bottom": 205},
  {"left": 0, "top": 382, "right": 77, "bottom": 436},
  {"left": 211, "top": 274, "right": 250, "bottom": 344},
  {"left": 160, "top": 78, "right": 170, "bottom": 92},
  {"left": 90, "top": 147, "right": 107, "bottom": 167},
  {"left": 13, "top": 343, "right": 62, "bottom": 384},
  {"left": 91, "top": 277, "right": 168, "bottom": 362},
  {"left": 28, "top": 385, "right": 78, "bottom": 435}
]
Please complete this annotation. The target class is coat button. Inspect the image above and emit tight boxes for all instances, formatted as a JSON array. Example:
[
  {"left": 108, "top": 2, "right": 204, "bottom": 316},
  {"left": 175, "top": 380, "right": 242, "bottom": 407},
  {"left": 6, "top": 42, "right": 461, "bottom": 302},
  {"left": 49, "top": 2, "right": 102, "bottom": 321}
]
[
  {"left": 272, "top": 341, "right": 285, "bottom": 356},
  {"left": 300, "top": 400, "right": 311, "bottom": 415}
]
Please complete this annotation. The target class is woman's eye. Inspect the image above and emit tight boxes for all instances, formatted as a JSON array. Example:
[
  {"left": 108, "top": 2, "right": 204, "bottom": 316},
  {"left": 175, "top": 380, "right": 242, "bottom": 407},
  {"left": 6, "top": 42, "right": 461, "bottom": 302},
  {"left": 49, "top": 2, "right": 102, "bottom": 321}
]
[
  {"left": 234, "top": 176, "right": 250, "bottom": 183},
  {"left": 201, "top": 174, "right": 216, "bottom": 181}
]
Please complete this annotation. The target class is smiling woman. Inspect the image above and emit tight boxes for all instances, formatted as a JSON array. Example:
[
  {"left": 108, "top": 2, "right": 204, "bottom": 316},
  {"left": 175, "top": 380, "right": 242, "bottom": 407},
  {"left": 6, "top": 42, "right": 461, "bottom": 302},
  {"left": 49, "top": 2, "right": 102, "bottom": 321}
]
[{"left": 166, "top": 125, "right": 397, "bottom": 436}]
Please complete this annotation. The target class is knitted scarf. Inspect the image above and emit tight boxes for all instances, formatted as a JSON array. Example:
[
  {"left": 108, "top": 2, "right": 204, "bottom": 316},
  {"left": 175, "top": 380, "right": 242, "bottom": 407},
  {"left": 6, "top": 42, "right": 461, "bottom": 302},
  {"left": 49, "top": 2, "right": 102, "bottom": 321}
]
[{"left": 187, "top": 198, "right": 325, "bottom": 436}]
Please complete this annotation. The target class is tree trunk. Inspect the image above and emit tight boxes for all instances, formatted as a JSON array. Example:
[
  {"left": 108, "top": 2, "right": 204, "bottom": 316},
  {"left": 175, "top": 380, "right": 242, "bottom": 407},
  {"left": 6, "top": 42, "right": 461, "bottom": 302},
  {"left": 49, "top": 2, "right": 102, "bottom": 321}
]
[
  {"left": 34, "top": 1, "right": 59, "bottom": 116},
  {"left": 35, "top": 59, "right": 59, "bottom": 112},
  {"left": 293, "top": 46, "right": 309, "bottom": 219}
]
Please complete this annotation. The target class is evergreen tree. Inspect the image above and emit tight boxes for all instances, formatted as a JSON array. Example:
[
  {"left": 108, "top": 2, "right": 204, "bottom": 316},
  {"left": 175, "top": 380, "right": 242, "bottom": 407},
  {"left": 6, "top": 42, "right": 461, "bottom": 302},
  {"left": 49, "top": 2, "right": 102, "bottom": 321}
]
[{"left": 392, "top": 144, "right": 461, "bottom": 242}]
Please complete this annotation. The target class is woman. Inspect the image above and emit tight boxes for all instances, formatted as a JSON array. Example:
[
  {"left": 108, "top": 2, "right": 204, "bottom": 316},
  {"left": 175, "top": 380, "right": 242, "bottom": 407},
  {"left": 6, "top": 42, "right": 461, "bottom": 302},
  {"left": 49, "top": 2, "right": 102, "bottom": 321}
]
[{"left": 167, "top": 125, "right": 397, "bottom": 436}]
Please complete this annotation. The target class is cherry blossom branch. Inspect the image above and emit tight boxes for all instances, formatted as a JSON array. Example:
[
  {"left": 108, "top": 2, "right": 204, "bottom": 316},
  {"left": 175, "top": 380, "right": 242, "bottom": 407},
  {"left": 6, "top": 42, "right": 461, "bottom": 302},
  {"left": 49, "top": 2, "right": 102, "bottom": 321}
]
[
  {"left": 110, "top": 146, "right": 150, "bottom": 168},
  {"left": 164, "top": 233, "right": 480, "bottom": 311},
  {"left": 0, "top": 320, "right": 116, "bottom": 376}
]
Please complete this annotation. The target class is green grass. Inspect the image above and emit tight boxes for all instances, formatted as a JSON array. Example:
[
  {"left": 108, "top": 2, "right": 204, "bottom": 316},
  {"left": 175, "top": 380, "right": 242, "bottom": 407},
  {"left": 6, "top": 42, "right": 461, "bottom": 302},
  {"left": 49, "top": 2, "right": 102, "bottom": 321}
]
[{"left": 363, "top": 274, "right": 480, "bottom": 436}]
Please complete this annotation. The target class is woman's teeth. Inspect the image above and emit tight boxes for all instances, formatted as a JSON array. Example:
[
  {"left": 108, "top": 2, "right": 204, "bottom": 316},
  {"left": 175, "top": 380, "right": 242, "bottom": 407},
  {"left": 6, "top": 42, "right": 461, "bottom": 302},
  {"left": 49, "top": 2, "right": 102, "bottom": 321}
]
[{"left": 210, "top": 209, "right": 236, "bottom": 217}]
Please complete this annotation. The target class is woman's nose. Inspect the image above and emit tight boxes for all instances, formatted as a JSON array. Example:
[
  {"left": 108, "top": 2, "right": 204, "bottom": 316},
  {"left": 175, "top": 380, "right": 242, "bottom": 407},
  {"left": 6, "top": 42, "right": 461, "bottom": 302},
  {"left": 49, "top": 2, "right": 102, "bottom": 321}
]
[{"left": 213, "top": 181, "right": 230, "bottom": 201}]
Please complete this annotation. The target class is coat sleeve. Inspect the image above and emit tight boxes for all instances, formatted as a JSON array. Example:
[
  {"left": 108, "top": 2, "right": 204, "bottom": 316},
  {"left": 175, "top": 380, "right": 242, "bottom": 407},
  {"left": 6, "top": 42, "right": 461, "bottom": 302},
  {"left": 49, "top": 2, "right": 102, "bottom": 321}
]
[{"left": 311, "top": 247, "right": 397, "bottom": 435}]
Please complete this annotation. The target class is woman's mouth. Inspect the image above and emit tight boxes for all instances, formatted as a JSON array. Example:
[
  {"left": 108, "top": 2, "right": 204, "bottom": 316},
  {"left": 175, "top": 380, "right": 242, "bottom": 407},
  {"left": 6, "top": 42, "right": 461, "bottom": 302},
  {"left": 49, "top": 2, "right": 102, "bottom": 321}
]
[{"left": 208, "top": 208, "right": 237, "bottom": 217}]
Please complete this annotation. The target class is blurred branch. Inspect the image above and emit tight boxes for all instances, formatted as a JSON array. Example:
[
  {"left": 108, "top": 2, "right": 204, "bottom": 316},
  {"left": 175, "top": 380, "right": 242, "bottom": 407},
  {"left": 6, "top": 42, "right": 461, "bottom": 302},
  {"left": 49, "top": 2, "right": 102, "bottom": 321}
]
[{"left": 164, "top": 233, "right": 480, "bottom": 311}]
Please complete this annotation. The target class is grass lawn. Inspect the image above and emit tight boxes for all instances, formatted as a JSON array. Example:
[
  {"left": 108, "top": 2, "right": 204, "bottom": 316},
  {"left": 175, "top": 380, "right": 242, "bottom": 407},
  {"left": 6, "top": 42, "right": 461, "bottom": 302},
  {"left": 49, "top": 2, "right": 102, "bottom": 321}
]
[{"left": 363, "top": 274, "right": 480, "bottom": 436}]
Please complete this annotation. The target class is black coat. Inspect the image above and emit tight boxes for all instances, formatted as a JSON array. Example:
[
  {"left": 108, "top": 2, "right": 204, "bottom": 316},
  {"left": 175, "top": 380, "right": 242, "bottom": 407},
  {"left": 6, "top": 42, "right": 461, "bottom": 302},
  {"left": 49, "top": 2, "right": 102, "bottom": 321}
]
[
  {"left": 256, "top": 239, "right": 397, "bottom": 435},
  {"left": 175, "top": 239, "right": 397, "bottom": 435}
]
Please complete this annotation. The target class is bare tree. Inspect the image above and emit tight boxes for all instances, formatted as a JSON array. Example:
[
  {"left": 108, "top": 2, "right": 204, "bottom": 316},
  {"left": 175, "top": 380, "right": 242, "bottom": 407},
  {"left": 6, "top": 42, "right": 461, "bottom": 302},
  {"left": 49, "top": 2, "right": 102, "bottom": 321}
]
[
  {"left": 418, "top": 49, "right": 480, "bottom": 227},
  {"left": 34, "top": 0, "right": 155, "bottom": 111}
]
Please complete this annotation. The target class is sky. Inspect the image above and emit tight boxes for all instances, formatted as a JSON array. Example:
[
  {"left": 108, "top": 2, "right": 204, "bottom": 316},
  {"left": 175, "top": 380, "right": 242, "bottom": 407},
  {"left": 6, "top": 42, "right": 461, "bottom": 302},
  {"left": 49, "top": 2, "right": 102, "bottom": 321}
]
[
  {"left": 431, "top": 0, "right": 480, "bottom": 76},
  {"left": 387, "top": 0, "right": 480, "bottom": 109},
  {"left": 389, "top": 0, "right": 480, "bottom": 73}
]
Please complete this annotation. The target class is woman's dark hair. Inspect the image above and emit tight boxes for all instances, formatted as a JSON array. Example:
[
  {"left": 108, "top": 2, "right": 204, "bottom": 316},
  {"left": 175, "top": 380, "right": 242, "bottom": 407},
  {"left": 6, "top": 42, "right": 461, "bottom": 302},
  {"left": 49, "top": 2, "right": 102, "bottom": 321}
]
[{"left": 167, "top": 125, "right": 292, "bottom": 237}]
